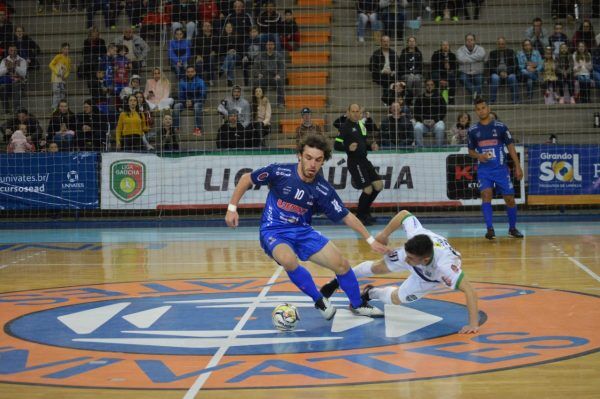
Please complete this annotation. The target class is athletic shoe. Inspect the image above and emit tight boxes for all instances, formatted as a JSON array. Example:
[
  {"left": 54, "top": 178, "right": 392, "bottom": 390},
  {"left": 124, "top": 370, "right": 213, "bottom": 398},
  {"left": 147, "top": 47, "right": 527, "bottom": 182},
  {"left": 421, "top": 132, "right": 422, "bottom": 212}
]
[
  {"left": 485, "top": 228, "right": 496, "bottom": 240},
  {"left": 508, "top": 228, "right": 524, "bottom": 238},
  {"left": 319, "top": 278, "right": 339, "bottom": 299},
  {"left": 360, "top": 284, "right": 374, "bottom": 302},
  {"left": 314, "top": 297, "right": 336, "bottom": 320},
  {"left": 350, "top": 300, "right": 384, "bottom": 318},
  {"left": 434, "top": 16, "right": 442, "bottom": 22}
]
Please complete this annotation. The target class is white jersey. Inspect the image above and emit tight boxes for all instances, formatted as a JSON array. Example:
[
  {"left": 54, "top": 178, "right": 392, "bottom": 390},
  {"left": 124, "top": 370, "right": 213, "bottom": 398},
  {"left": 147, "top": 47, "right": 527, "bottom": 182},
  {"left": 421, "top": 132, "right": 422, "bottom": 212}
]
[{"left": 384, "top": 214, "right": 464, "bottom": 302}]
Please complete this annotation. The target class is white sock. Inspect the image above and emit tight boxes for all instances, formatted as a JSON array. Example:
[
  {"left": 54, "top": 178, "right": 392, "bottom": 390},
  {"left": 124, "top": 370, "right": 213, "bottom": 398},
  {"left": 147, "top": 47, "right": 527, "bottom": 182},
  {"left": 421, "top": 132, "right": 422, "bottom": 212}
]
[
  {"left": 369, "top": 286, "right": 396, "bottom": 305},
  {"left": 352, "top": 261, "right": 374, "bottom": 277}
]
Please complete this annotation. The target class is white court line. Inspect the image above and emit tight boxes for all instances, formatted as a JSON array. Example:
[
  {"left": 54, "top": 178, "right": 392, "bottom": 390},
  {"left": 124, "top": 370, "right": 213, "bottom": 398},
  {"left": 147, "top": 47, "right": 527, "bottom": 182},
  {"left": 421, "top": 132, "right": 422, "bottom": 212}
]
[
  {"left": 0, "top": 250, "right": 45, "bottom": 271},
  {"left": 550, "top": 243, "right": 600, "bottom": 284},
  {"left": 182, "top": 266, "right": 284, "bottom": 399}
]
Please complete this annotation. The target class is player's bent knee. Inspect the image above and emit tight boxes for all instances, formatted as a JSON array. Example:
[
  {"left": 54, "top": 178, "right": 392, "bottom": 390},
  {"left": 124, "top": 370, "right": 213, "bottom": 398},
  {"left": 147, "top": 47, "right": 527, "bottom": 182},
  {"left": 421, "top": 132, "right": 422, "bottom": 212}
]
[
  {"left": 363, "top": 186, "right": 373, "bottom": 195},
  {"left": 373, "top": 180, "right": 384, "bottom": 192},
  {"left": 391, "top": 288, "right": 403, "bottom": 305}
]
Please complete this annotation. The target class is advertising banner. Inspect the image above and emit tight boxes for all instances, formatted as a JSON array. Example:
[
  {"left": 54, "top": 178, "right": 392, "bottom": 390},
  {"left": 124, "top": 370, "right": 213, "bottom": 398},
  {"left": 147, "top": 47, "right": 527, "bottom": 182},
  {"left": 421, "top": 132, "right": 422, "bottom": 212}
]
[
  {"left": 0, "top": 153, "right": 99, "bottom": 210},
  {"left": 101, "top": 148, "right": 525, "bottom": 210},
  {"left": 528, "top": 145, "right": 600, "bottom": 205}
]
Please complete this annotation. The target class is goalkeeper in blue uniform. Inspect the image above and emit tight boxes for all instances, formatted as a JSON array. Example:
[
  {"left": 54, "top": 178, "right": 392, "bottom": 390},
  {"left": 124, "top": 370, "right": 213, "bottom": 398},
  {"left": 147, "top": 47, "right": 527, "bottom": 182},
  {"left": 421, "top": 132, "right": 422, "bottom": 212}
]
[
  {"left": 225, "top": 134, "right": 389, "bottom": 319},
  {"left": 468, "top": 97, "right": 524, "bottom": 240}
]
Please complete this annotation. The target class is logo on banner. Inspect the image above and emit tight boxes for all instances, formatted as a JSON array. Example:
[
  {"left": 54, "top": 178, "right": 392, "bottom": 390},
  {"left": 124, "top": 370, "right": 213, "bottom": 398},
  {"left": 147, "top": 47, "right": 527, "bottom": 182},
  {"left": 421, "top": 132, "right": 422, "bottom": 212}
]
[
  {"left": 110, "top": 160, "right": 146, "bottom": 202},
  {"left": 539, "top": 153, "right": 582, "bottom": 182}
]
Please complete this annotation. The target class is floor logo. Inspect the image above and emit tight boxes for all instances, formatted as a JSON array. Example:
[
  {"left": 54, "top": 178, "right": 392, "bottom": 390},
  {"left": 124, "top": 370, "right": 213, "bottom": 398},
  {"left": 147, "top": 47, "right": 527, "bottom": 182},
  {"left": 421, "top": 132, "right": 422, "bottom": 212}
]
[{"left": 0, "top": 278, "right": 598, "bottom": 390}]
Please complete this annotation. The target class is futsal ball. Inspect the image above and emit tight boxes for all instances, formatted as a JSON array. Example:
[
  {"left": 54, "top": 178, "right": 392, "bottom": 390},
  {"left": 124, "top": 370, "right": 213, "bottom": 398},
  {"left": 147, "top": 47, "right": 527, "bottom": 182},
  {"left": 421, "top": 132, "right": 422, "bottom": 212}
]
[{"left": 272, "top": 303, "right": 300, "bottom": 331}]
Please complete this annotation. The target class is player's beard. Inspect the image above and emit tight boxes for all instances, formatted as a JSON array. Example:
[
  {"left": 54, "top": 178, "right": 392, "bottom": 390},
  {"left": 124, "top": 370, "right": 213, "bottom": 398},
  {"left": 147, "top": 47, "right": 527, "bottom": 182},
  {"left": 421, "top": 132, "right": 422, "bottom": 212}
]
[{"left": 299, "top": 160, "right": 317, "bottom": 181}]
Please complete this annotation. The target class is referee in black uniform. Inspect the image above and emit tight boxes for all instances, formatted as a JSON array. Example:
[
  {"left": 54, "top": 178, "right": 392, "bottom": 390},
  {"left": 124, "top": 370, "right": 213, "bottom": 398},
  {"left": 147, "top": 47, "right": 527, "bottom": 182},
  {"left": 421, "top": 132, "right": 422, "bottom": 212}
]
[{"left": 335, "top": 103, "right": 383, "bottom": 226}]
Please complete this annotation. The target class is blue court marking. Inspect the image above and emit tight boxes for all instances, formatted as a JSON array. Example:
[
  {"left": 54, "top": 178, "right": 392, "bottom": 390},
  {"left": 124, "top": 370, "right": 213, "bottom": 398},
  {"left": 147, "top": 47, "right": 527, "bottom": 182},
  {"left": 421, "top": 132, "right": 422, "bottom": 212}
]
[{"left": 0, "top": 222, "right": 598, "bottom": 245}]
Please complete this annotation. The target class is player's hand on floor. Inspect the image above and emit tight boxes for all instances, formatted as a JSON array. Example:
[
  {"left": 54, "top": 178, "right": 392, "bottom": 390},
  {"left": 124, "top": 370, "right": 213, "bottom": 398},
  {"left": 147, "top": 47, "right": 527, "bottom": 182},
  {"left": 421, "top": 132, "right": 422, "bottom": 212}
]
[{"left": 459, "top": 324, "right": 479, "bottom": 334}]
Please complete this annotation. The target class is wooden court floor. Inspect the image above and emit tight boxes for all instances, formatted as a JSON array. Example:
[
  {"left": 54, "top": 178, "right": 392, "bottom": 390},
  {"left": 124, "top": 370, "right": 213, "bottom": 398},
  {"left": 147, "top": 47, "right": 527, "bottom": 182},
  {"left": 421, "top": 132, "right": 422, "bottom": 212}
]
[{"left": 0, "top": 222, "right": 599, "bottom": 399}]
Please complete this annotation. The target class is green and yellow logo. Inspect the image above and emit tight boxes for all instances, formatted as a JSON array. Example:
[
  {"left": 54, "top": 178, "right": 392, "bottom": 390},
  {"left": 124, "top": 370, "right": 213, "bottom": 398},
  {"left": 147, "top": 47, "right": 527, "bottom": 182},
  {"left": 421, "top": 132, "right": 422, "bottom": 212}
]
[{"left": 110, "top": 160, "right": 146, "bottom": 202}]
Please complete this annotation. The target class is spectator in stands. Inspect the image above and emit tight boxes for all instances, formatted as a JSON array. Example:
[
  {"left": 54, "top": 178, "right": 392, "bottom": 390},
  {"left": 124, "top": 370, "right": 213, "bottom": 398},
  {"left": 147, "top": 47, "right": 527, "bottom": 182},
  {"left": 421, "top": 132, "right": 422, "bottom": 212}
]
[
  {"left": 431, "top": 40, "right": 458, "bottom": 104},
  {"left": 280, "top": 9, "right": 299, "bottom": 52},
  {"left": 193, "top": 21, "right": 218, "bottom": 86},
  {"left": 119, "top": 74, "right": 142, "bottom": 102},
  {"left": 171, "top": 0, "right": 198, "bottom": 41},
  {"left": 242, "top": 25, "right": 261, "bottom": 86},
  {"left": 47, "top": 100, "right": 76, "bottom": 151},
  {"left": 555, "top": 42, "right": 575, "bottom": 103},
  {"left": 116, "top": 94, "right": 148, "bottom": 151},
  {"left": 541, "top": 46, "right": 559, "bottom": 104},
  {"left": 158, "top": 114, "right": 179, "bottom": 152},
  {"left": 13, "top": 26, "right": 40, "bottom": 71},
  {"left": 124, "top": 0, "right": 145, "bottom": 29},
  {"left": 571, "top": 19, "right": 595, "bottom": 53},
  {"left": 450, "top": 112, "right": 470, "bottom": 145},
  {"left": 551, "top": 0, "right": 574, "bottom": 22},
  {"left": 1, "top": 108, "right": 44, "bottom": 149},
  {"left": 85, "top": 0, "right": 118, "bottom": 30},
  {"left": 432, "top": 0, "right": 460, "bottom": 22},
  {"left": 413, "top": 79, "right": 447, "bottom": 147},
  {"left": 76, "top": 99, "right": 108, "bottom": 151},
  {"left": 222, "top": 0, "right": 253, "bottom": 44},
  {"left": 251, "top": 86, "right": 271, "bottom": 143},
  {"left": 517, "top": 39, "right": 543, "bottom": 101},
  {"left": 217, "top": 109, "right": 248, "bottom": 149},
  {"left": 252, "top": 39, "right": 285, "bottom": 107},
  {"left": 144, "top": 67, "right": 174, "bottom": 111},
  {"left": 218, "top": 84, "right": 252, "bottom": 128},
  {"left": 99, "top": 42, "right": 117, "bottom": 90},
  {"left": 82, "top": 26, "right": 107, "bottom": 85},
  {"left": 173, "top": 65, "right": 206, "bottom": 136},
  {"left": 219, "top": 22, "right": 243, "bottom": 86},
  {"left": 369, "top": 35, "right": 398, "bottom": 90},
  {"left": 7, "top": 126, "right": 35, "bottom": 153},
  {"left": 257, "top": 2, "right": 281, "bottom": 50},
  {"left": 89, "top": 68, "right": 112, "bottom": 112},
  {"left": 197, "top": 0, "right": 220, "bottom": 25},
  {"left": 592, "top": 37, "right": 600, "bottom": 88},
  {"left": 135, "top": 91, "right": 155, "bottom": 151},
  {"left": 379, "top": 101, "right": 414, "bottom": 148},
  {"left": 525, "top": 17, "right": 550, "bottom": 54},
  {"left": 296, "top": 107, "right": 324, "bottom": 144},
  {"left": 113, "top": 44, "right": 131, "bottom": 98},
  {"left": 572, "top": 41, "right": 592, "bottom": 103},
  {"left": 457, "top": 33, "right": 485, "bottom": 101},
  {"left": 115, "top": 26, "right": 149, "bottom": 76},
  {"left": 462, "top": 0, "right": 482, "bottom": 20},
  {"left": 0, "top": 43, "right": 26, "bottom": 115},
  {"left": 378, "top": 0, "right": 404, "bottom": 41},
  {"left": 356, "top": 0, "right": 381, "bottom": 43},
  {"left": 49, "top": 42, "right": 72, "bottom": 111},
  {"left": 398, "top": 36, "right": 423, "bottom": 98},
  {"left": 0, "top": 9, "right": 13, "bottom": 55},
  {"left": 382, "top": 80, "right": 413, "bottom": 106},
  {"left": 487, "top": 36, "right": 520, "bottom": 104},
  {"left": 47, "top": 142, "right": 59, "bottom": 152},
  {"left": 169, "top": 28, "right": 192, "bottom": 80},
  {"left": 549, "top": 22, "right": 568, "bottom": 58}
]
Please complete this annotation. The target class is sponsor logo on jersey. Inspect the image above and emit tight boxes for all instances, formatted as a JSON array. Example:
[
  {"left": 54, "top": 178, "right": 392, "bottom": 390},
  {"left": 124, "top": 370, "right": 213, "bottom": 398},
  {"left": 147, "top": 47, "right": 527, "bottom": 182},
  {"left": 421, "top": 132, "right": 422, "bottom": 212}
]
[{"left": 257, "top": 172, "right": 269, "bottom": 181}]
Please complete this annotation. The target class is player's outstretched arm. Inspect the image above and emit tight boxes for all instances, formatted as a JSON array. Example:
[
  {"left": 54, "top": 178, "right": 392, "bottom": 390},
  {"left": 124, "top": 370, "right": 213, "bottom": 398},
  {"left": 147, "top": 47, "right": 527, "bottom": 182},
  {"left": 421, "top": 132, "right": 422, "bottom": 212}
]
[
  {"left": 457, "top": 276, "right": 480, "bottom": 334},
  {"left": 225, "top": 173, "right": 253, "bottom": 228},
  {"left": 342, "top": 213, "right": 390, "bottom": 254},
  {"left": 376, "top": 210, "right": 413, "bottom": 244}
]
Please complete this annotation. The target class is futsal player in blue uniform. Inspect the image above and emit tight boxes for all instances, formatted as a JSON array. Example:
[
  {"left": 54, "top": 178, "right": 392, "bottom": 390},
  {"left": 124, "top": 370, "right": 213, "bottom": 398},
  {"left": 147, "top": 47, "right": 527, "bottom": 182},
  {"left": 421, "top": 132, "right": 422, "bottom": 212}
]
[
  {"left": 225, "top": 134, "right": 389, "bottom": 319},
  {"left": 468, "top": 97, "right": 524, "bottom": 240}
]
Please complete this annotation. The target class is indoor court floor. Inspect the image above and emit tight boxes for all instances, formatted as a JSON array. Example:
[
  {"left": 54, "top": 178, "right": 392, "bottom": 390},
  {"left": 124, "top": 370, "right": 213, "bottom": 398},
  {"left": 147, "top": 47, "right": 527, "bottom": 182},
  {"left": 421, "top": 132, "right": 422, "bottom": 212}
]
[{"left": 0, "top": 219, "right": 599, "bottom": 399}]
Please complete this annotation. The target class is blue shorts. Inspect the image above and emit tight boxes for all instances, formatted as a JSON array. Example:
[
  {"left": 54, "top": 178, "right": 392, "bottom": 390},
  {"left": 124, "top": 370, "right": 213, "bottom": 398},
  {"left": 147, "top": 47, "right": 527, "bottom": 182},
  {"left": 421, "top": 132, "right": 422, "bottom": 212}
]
[
  {"left": 478, "top": 166, "right": 514, "bottom": 195},
  {"left": 259, "top": 226, "right": 329, "bottom": 262}
]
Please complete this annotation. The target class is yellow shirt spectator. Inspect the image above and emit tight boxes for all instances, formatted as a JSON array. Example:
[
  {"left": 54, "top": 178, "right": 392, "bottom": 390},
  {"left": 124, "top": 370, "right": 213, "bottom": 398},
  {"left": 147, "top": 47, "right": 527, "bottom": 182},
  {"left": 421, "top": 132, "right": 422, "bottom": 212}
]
[
  {"left": 116, "top": 111, "right": 148, "bottom": 147},
  {"left": 49, "top": 53, "right": 71, "bottom": 83}
]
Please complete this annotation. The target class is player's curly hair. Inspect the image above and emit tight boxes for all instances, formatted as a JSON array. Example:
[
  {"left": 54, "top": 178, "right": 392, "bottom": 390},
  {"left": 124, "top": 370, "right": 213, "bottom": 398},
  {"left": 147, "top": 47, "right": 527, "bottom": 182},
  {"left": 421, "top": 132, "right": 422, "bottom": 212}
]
[
  {"left": 297, "top": 134, "right": 332, "bottom": 161},
  {"left": 405, "top": 234, "right": 434, "bottom": 258}
]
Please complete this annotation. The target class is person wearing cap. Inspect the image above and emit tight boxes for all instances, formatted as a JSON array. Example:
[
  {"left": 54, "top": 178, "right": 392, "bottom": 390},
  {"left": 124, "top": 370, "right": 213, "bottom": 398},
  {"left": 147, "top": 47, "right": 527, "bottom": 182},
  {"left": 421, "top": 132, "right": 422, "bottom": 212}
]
[
  {"left": 295, "top": 107, "right": 324, "bottom": 144},
  {"left": 119, "top": 74, "right": 142, "bottom": 101},
  {"left": 217, "top": 84, "right": 252, "bottom": 128}
]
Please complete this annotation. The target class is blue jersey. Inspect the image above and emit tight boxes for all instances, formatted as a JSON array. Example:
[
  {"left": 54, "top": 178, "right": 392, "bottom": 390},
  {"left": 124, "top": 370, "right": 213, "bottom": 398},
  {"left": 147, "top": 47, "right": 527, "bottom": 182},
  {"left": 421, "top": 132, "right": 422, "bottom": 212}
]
[
  {"left": 250, "top": 163, "right": 349, "bottom": 229},
  {"left": 467, "top": 120, "right": 514, "bottom": 171}
]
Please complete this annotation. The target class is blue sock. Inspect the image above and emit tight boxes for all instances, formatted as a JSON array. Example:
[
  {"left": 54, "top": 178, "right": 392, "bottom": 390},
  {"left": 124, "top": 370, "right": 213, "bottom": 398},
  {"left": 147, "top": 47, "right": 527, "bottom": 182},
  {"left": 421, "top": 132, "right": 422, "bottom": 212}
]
[
  {"left": 482, "top": 202, "right": 493, "bottom": 229},
  {"left": 286, "top": 266, "right": 322, "bottom": 302},
  {"left": 507, "top": 206, "right": 517, "bottom": 229},
  {"left": 336, "top": 268, "right": 362, "bottom": 308}
]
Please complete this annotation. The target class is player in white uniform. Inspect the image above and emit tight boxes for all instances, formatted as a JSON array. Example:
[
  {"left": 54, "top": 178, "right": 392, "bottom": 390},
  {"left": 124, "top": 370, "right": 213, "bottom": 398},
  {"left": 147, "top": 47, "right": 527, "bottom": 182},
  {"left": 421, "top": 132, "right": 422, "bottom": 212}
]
[{"left": 320, "top": 210, "right": 480, "bottom": 333}]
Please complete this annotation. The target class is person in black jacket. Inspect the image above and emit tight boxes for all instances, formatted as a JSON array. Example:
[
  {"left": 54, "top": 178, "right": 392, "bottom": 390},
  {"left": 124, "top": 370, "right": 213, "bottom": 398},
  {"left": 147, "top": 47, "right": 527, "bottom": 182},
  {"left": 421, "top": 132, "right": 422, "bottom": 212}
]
[
  {"left": 486, "top": 36, "right": 519, "bottom": 104},
  {"left": 369, "top": 35, "right": 398, "bottom": 89},
  {"left": 431, "top": 40, "right": 458, "bottom": 104},
  {"left": 379, "top": 101, "right": 414, "bottom": 148},
  {"left": 217, "top": 109, "right": 248, "bottom": 149},
  {"left": 335, "top": 103, "right": 382, "bottom": 226},
  {"left": 398, "top": 36, "right": 424, "bottom": 98},
  {"left": 76, "top": 99, "right": 108, "bottom": 151},
  {"left": 192, "top": 21, "right": 219, "bottom": 86},
  {"left": 13, "top": 25, "right": 41, "bottom": 71},
  {"left": 413, "top": 79, "right": 447, "bottom": 147}
]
